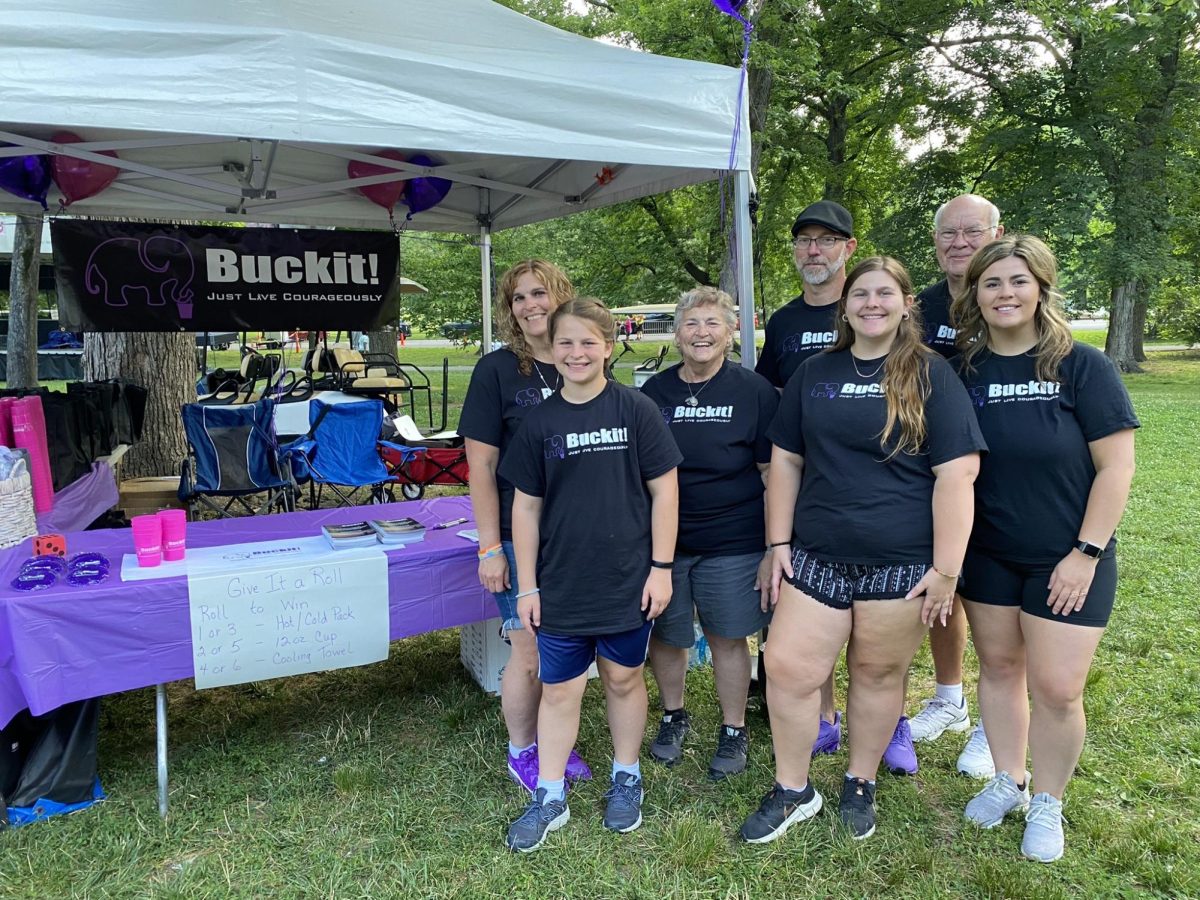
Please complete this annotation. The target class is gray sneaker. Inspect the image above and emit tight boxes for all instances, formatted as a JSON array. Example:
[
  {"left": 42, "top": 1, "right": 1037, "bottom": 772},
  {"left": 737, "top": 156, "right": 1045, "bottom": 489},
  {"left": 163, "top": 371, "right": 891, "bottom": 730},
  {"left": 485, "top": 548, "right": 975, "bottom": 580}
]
[
  {"left": 708, "top": 725, "right": 749, "bottom": 781},
  {"left": 1022, "top": 792, "right": 1065, "bottom": 863},
  {"left": 603, "top": 771, "right": 644, "bottom": 833},
  {"left": 505, "top": 788, "right": 570, "bottom": 853},
  {"left": 965, "top": 770, "right": 1030, "bottom": 828},
  {"left": 650, "top": 709, "right": 690, "bottom": 766}
]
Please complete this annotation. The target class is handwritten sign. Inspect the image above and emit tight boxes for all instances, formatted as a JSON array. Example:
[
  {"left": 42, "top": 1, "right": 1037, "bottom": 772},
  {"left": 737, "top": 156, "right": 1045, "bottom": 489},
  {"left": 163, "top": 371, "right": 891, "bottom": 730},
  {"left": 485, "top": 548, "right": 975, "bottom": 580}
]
[{"left": 186, "top": 547, "right": 389, "bottom": 689}]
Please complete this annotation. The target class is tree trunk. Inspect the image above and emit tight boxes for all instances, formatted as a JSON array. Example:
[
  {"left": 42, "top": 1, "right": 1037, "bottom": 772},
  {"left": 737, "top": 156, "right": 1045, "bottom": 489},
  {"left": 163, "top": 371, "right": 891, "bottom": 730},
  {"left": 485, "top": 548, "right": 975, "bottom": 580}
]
[
  {"left": 6, "top": 212, "right": 44, "bottom": 390},
  {"left": 83, "top": 333, "right": 194, "bottom": 477},
  {"left": 368, "top": 327, "right": 395, "bottom": 357},
  {"left": 1132, "top": 297, "right": 1148, "bottom": 361},
  {"left": 1105, "top": 280, "right": 1143, "bottom": 373}
]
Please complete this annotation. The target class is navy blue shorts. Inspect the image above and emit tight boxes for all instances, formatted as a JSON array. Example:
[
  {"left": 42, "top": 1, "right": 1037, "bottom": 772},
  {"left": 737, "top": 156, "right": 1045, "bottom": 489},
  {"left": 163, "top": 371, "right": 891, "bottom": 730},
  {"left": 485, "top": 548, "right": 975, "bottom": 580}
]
[
  {"left": 536, "top": 621, "right": 654, "bottom": 684},
  {"left": 960, "top": 547, "right": 1117, "bottom": 628}
]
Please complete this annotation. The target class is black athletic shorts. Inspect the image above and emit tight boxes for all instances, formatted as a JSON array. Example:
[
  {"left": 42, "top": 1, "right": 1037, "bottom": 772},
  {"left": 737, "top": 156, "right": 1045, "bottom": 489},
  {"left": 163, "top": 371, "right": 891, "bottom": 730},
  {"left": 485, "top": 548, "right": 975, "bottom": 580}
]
[{"left": 959, "top": 547, "right": 1117, "bottom": 628}]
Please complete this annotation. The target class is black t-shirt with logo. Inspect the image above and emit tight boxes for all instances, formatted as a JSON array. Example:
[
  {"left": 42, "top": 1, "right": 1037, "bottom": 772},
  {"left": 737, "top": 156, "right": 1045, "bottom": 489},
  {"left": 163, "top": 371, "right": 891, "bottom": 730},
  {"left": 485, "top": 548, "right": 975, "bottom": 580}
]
[
  {"left": 917, "top": 279, "right": 959, "bottom": 358},
  {"left": 754, "top": 295, "right": 840, "bottom": 388},
  {"left": 499, "top": 381, "right": 683, "bottom": 636},
  {"left": 768, "top": 349, "right": 987, "bottom": 565},
  {"left": 641, "top": 360, "right": 779, "bottom": 557},
  {"left": 458, "top": 348, "right": 562, "bottom": 541},
  {"left": 954, "top": 342, "right": 1139, "bottom": 564}
]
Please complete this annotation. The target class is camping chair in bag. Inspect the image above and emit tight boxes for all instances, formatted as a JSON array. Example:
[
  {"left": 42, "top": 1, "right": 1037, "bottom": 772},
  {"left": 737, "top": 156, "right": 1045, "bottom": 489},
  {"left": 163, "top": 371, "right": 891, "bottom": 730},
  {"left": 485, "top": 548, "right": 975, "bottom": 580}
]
[
  {"left": 179, "top": 398, "right": 295, "bottom": 518},
  {"left": 283, "top": 398, "right": 391, "bottom": 508}
]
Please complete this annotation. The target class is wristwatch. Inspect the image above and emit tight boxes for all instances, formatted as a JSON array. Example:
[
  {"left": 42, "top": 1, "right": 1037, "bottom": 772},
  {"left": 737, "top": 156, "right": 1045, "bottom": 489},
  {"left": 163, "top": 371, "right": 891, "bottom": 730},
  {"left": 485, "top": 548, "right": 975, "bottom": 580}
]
[{"left": 1074, "top": 540, "right": 1104, "bottom": 560}]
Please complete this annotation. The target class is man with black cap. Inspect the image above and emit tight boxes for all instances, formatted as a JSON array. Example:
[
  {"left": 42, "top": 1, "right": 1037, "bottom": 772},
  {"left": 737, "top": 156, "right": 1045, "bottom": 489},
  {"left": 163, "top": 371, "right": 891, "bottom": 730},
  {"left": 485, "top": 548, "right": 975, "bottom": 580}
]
[
  {"left": 754, "top": 199, "right": 855, "bottom": 759},
  {"left": 755, "top": 199, "right": 856, "bottom": 390}
]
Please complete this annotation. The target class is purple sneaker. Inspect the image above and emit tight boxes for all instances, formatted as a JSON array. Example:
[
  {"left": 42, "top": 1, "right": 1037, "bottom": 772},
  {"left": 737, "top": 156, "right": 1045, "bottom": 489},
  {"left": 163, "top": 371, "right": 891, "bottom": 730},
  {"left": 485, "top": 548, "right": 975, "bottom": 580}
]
[
  {"left": 565, "top": 747, "right": 592, "bottom": 782},
  {"left": 884, "top": 716, "right": 918, "bottom": 775},
  {"left": 811, "top": 711, "right": 842, "bottom": 757},
  {"left": 507, "top": 747, "right": 539, "bottom": 794}
]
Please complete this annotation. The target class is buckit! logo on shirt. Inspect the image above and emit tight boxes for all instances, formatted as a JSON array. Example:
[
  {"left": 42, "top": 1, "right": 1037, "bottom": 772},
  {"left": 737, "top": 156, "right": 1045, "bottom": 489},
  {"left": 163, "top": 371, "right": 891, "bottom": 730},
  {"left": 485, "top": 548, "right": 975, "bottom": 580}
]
[
  {"left": 982, "top": 380, "right": 1061, "bottom": 404},
  {"left": 811, "top": 382, "right": 884, "bottom": 399},
  {"left": 968, "top": 386, "right": 987, "bottom": 408},
  {"left": 811, "top": 383, "right": 840, "bottom": 399},
  {"left": 783, "top": 330, "right": 836, "bottom": 353},
  {"left": 544, "top": 435, "right": 566, "bottom": 459},
  {"left": 515, "top": 387, "right": 544, "bottom": 407},
  {"left": 659, "top": 407, "right": 673, "bottom": 424}
]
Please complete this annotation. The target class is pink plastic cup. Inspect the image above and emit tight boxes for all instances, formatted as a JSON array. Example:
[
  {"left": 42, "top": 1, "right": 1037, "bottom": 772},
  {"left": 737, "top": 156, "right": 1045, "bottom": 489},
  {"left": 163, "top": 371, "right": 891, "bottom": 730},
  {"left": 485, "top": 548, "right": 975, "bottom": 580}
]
[
  {"left": 157, "top": 508, "right": 187, "bottom": 561},
  {"left": 131, "top": 514, "right": 163, "bottom": 568}
]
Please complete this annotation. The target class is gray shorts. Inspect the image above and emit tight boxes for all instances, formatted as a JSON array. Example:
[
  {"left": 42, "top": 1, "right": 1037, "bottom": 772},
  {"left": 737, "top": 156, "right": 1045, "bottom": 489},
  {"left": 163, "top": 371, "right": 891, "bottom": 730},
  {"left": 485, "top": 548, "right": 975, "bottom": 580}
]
[{"left": 653, "top": 551, "right": 771, "bottom": 647}]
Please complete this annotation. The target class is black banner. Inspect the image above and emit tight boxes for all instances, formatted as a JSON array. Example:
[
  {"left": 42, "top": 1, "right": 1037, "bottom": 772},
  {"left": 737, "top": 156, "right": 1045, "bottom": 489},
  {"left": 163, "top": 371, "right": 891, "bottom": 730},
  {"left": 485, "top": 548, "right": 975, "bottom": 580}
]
[{"left": 51, "top": 221, "right": 402, "bottom": 332}]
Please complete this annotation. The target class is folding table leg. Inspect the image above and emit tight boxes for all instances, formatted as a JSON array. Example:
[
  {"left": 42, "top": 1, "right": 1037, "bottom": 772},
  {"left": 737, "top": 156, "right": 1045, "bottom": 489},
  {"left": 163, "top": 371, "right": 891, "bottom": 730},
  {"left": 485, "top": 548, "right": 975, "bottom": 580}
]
[{"left": 156, "top": 683, "right": 169, "bottom": 817}]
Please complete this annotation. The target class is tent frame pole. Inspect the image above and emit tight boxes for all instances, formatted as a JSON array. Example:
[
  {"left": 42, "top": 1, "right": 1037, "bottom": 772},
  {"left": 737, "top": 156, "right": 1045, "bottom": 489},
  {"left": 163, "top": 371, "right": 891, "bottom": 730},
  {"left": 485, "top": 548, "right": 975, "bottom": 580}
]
[{"left": 733, "top": 170, "right": 756, "bottom": 369}]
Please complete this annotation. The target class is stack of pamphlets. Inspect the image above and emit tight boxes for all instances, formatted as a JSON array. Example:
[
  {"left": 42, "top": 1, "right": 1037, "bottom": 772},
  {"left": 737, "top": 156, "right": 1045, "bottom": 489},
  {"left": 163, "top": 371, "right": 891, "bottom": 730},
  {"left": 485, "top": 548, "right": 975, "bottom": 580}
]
[
  {"left": 369, "top": 517, "right": 427, "bottom": 546},
  {"left": 321, "top": 522, "right": 379, "bottom": 550}
]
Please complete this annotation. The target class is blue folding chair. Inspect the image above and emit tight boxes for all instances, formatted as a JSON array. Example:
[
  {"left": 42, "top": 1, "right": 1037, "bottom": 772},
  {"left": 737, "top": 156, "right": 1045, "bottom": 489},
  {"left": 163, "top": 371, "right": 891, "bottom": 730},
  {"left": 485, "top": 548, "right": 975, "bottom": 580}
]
[
  {"left": 178, "top": 399, "right": 295, "bottom": 518},
  {"left": 283, "top": 398, "right": 390, "bottom": 508}
]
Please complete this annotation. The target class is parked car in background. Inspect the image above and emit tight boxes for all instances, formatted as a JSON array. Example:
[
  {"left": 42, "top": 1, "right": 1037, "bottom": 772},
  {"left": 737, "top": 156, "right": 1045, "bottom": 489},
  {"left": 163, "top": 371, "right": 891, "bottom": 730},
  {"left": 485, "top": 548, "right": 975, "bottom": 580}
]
[{"left": 440, "top": 321, "right": 480, "bottom": 340}]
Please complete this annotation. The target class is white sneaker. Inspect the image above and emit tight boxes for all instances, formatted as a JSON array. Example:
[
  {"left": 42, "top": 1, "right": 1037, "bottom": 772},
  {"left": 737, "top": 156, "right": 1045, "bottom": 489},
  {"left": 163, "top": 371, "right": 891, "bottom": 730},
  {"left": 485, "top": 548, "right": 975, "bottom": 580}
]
[
  {"left": 956, "top": 720, "right": 995, "bottom": 779},
  {"left": 908, "top": 696, "right": 971, "bottom": 742},
  {"left": 964, "top": 770, "right": 1030, "bottom": 828}
]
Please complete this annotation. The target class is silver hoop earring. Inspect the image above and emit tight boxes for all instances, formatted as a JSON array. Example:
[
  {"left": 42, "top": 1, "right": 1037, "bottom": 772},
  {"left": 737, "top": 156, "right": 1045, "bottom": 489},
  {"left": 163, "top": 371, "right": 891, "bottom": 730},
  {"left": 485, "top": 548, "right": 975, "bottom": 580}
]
[
  {"left": 841, "top": 314, "right": 849, "bottom": 322},
  {"left": 902, "top": 311, "right": 910, "bottom": 320}
]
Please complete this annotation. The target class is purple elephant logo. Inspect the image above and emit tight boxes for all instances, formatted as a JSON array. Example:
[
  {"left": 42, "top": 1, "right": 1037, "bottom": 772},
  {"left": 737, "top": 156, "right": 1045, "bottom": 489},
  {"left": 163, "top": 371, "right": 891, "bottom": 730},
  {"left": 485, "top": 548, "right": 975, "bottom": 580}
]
[
  {"left": 85, "top": 236, "right": 196, "bottom": 320},
  {"left": 968, "top": 386, "right": 987, "bottom": 408},
  {"left": 543, "top": 435, "right": 565, "bottom": 460},
  {"left": 514, "top": 387, "right": 543, "bottom": 408},
  {"left": 782, "top": 333, "right": 802, "bottom": 353},
  {"left": 810, "top": 382, "right": 840, "bottom": 399},
  {"left": 659, "top": 406, "right": 673, "bottom": 424}
]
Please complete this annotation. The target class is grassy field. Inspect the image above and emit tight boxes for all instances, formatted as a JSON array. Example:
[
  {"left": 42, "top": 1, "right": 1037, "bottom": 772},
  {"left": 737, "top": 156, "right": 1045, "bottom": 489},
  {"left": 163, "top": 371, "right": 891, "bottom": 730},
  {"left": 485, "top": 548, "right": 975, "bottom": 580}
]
[{"left": 1, "top": 344, "right": 1197, "bottom": 898}]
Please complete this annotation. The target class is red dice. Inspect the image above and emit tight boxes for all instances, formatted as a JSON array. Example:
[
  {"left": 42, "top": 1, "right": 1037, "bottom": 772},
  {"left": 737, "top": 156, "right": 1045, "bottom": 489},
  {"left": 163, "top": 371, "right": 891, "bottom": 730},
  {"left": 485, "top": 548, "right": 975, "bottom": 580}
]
[{"left": 34, "top": 533, "right": 66, "bottom": 557}]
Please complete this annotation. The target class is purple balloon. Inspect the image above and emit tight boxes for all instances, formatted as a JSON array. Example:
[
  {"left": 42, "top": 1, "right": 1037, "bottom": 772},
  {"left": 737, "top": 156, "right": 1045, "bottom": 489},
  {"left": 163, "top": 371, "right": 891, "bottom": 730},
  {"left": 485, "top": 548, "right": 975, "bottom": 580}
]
[
  {"left": 403, "top": 154, "right": 452, "bottom": 215},
  {"left": 0, "top": 153, "right": 52, "bottom": 209},
  {"left": 712, "top": 0, "right": 748, "bottom": 19}
]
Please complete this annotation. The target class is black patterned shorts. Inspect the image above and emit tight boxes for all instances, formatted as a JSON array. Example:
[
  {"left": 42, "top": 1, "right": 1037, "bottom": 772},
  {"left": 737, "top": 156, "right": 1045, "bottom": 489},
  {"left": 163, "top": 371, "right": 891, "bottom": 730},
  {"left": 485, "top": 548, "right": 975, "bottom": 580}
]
[{"left": 784, "top": 546, "right": 929, "bottom": 611}]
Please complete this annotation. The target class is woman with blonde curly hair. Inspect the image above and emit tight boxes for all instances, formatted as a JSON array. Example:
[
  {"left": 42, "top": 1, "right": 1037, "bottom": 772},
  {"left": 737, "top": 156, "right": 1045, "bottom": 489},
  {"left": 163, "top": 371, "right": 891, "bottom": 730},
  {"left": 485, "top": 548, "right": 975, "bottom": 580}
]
[
  {"left": 951, "top": 235, "right": 1138, "bottom": 862},
  {"left": 739, "top": 256, "right": 985, "bottom": 844},
  {"left": 459, "top": 259, "right": 592, "bottom": 793}
]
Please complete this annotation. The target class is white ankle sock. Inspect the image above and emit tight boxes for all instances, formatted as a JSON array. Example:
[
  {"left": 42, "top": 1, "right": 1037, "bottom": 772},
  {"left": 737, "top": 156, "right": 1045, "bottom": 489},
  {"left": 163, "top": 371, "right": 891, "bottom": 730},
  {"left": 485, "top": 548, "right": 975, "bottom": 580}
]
[{"left": 935, "top": 682, "right": 964, "bottom": 706}]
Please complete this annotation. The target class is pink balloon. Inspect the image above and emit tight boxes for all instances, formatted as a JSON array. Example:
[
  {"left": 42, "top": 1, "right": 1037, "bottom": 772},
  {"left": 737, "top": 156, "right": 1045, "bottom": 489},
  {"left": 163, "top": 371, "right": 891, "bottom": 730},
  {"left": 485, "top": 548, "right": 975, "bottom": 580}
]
[
  {"left": 348, "top": 149, "right": 408, "bottom": 212},
  {"left": 50, "top": 131, "right": 120, "bottom": 205}
]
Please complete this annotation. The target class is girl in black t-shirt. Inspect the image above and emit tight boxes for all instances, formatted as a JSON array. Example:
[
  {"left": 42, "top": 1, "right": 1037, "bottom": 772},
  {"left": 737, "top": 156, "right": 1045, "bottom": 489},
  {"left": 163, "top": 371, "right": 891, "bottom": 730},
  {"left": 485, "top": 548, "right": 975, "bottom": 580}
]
[
  {"left": 951, "top": 236, "right": 1138, "bottom": 862},
  {"left": 740, "top": 257, "right": 984, "bottom": 844},
  {"left": 459, "top": 260, "right": 593, "bottom": 794},
  {"left": 500, "top": 298, "right": 681, "bottom": 852}
]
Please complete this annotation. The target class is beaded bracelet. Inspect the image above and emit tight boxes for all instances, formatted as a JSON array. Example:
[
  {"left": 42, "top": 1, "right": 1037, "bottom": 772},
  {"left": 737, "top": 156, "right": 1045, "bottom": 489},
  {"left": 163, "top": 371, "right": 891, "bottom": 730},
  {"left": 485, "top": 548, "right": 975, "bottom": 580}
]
[{"left": 477, "top": 544, "right": 503, "bottom": 560}]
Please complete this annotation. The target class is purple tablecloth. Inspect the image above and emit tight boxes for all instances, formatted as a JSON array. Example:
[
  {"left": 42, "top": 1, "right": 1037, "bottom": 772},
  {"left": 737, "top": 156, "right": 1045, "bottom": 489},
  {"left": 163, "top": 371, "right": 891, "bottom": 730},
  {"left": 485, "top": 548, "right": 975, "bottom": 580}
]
[{"left": 0, "top": 496, "right": 491, "bottom": 728}]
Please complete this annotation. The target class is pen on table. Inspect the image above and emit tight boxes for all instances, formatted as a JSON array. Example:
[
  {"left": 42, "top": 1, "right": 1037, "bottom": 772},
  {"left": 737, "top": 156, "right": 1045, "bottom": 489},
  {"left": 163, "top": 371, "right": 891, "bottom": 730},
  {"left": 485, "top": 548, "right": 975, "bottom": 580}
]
[{"left": 431, "top": 517, "right": 469, "bottom": 530}]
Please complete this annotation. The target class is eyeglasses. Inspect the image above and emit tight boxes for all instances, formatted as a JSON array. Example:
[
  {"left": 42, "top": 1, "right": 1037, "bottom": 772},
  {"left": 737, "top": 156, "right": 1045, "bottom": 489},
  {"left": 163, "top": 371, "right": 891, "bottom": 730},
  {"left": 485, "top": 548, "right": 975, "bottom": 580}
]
[
  {"left": 936, "top": 226, "right": 993, "bottom": 245},
  {"left": 792, "top": 235, "right": 846, "bottom": 250}
]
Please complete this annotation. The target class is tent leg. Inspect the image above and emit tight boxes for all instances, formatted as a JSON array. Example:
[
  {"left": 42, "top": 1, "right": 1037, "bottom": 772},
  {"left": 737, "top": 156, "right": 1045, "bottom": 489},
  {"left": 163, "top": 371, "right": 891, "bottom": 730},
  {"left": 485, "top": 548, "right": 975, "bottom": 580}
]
[
  {"left": 156, "top": 683, "right": 169, "bottom": 818},
  {"left": 733, "top": 170, "right": 756, "bottom": 370},
  {"left": 480, "top": 220, "right": 493, "bottom": 351}
]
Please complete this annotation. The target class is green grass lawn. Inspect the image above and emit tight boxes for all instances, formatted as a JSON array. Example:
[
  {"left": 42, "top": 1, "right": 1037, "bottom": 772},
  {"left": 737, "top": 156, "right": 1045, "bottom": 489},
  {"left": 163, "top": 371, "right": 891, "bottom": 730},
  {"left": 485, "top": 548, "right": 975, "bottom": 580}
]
[{"left": 2, "top": 347, "right": 1198, "bottom": 898}]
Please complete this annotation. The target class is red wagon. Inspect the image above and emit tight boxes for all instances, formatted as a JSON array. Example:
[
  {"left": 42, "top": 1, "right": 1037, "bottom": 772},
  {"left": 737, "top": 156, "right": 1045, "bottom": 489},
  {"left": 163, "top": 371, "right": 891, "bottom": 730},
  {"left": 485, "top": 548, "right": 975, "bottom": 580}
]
[{"left": 378, "top": 442, "right": 469, "bottom": 501}]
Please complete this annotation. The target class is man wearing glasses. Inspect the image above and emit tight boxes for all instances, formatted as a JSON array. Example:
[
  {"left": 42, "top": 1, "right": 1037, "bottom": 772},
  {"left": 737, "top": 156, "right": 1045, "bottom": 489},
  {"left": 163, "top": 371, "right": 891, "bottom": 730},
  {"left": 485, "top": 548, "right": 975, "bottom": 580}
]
[
  {"left": 918, "top": 194, "right": 1004, "bottom": 358},
  {"left": 754, "top": 199, "right": 856, "bottom": 759},
  {"left": 905, "top": 193, "right": 1004, "bottom": 778},
  {"left": 755, "top": 200, "right": 857, "bottom": 390}
]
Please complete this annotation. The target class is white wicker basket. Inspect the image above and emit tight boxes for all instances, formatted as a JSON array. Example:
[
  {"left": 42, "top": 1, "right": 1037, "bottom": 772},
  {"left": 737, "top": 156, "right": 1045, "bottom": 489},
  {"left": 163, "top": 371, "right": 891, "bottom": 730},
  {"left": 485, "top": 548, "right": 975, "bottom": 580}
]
[{"left": 0, "top": 463, "right": 38, "bottom": 550}]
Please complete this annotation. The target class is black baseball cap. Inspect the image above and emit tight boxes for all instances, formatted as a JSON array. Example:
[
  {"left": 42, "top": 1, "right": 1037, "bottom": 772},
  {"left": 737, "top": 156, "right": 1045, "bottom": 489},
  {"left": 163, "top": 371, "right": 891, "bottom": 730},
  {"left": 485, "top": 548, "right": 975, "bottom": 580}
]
[{"left": 791, "top": 200, "right": 854, "bottom": 239}]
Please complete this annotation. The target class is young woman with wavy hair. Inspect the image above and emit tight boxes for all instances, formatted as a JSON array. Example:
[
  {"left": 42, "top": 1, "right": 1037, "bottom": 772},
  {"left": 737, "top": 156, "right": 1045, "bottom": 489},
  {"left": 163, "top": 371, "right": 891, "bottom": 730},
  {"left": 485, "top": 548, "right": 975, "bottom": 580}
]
[
  {"left": 740, "top": 257, "right": 985, "bottom": 844},
  {"left": 950, "top": 236, "right": 1138, "bottom": 862},
  {"left": 458, "top": 259, "right": 593, "bottom": 794}
]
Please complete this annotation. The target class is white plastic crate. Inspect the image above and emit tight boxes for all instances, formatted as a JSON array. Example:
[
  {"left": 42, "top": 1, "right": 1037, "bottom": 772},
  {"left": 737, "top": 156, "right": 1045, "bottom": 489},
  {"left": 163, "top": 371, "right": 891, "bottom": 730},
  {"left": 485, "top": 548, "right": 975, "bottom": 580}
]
[{"left": 460, "top": 618, "right": 598, "bottom": 695}]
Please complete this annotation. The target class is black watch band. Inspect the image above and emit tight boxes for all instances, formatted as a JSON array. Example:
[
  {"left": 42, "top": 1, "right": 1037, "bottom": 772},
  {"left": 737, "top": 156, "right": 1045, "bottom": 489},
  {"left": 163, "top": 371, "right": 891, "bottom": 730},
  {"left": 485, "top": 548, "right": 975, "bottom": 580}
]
[
  {"left": 1075, "top": 540, "right": 1104, "bottom": 559},
  {"left": 650, "top": 560, "right": 674, "bottom": 570}
]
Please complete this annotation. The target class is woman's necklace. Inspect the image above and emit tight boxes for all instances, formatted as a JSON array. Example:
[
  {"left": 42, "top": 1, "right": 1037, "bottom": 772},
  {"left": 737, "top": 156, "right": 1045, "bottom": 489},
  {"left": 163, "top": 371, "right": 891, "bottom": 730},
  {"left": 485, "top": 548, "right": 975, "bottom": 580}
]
[
  {"left": 851, "top": 353, "right": 887, "bottom": 380},
  {"left": 682, "top": 364, "right": 718, "bottom": 407},
  {"left": 533, "top": 359, "right": 561, "bottom": 395}
]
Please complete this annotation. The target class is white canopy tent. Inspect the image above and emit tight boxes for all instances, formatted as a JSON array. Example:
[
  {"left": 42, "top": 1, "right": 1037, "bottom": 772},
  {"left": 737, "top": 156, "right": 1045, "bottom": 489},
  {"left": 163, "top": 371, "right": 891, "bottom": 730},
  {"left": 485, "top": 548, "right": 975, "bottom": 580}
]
[{"left": 0, "top": 0, "right": 755, "bottom": 358}]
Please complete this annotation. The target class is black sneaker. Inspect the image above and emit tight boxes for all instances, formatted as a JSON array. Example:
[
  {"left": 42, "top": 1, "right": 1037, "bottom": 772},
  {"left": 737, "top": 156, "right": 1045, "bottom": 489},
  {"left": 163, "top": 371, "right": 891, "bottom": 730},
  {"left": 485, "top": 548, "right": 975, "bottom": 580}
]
[
  {"left": 708, "top": 725, "right": 749, "bottom": 781},
  {"left": 739, "top": 782, "right": 823, "bottom": 843},
  {"left": 649, "top": 709, "right": 691, "bottom": 766},
  {"left": 602, "top": 771, "right": 644, "bottom": 833},
  {"left": 505, "top": 788, "right": 570, "bottom": 853},
  {"left": 838, "top": 776, "right": 876, "bottom": 840}
]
